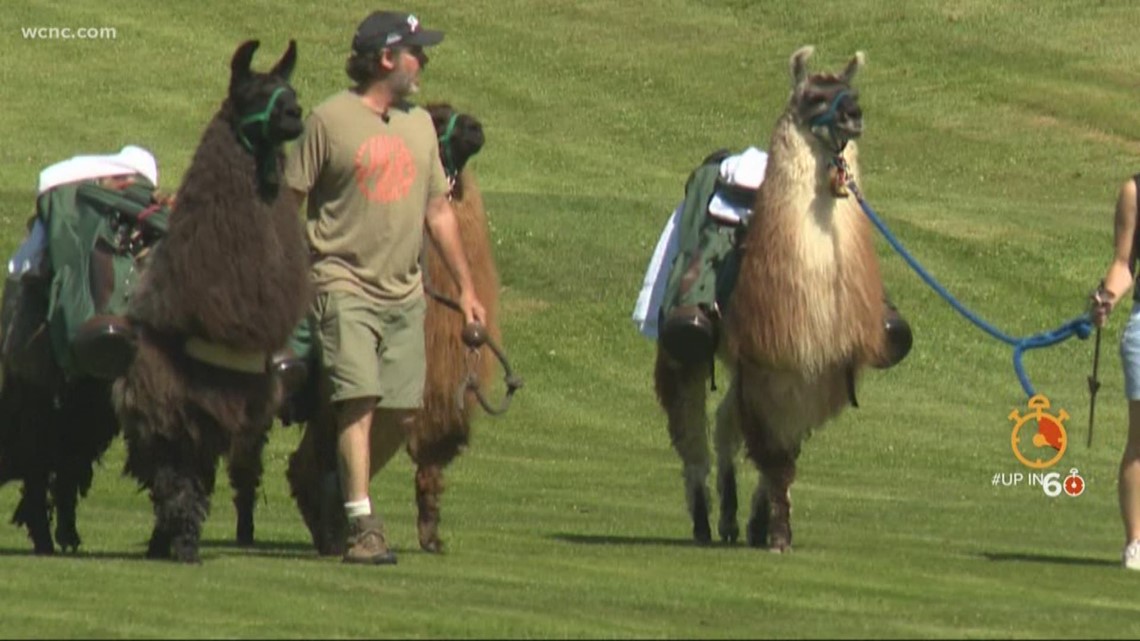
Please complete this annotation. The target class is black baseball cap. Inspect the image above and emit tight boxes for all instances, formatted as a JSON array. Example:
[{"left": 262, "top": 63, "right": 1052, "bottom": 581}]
[{"left": 352, "top": 11, "right": 444, "bottom": 54}]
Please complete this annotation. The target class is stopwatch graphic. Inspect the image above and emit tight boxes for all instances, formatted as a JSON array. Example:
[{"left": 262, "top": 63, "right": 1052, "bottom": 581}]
[{"left": 1008, "top": 394, "right": 1068, "bottom": 470}]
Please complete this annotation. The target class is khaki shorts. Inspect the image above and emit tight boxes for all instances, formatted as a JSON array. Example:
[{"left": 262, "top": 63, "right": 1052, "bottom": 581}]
[{"left": 312, "top": 290, "right": 426, "bottom": 409}]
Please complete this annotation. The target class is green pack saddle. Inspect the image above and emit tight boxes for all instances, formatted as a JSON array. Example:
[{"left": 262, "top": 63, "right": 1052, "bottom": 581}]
[{"left": 1, "top": 178, "right": 170, "bottom": 383}]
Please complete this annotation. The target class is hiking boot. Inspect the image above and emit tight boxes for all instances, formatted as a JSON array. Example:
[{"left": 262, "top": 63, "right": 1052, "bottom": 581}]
[
  {"left": 660, "top": 305, "right": 715, "bottom": 366},
  {"left": 343, "top": 515, "right": 397, "bottom": 565},
  {"left": 873, "top": 298, "right": 913, "bottom": 369},
  {"left": 1123, "top": 540, "right": 1140, "bottom": 571}
]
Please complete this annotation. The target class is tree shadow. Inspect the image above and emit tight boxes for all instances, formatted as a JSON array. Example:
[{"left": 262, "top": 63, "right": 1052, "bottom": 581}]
[{"left": 981, "top": 551, "right": 1118, "bottom": 568}]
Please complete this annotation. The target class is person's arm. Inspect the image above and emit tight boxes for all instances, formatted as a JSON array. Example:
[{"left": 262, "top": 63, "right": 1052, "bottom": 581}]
[
  {"left": 423, "top": 193, "right": 485, "bottom": 325},
  {"left": 1093, "top": 178, "right": 1139, "bottom": 326}
]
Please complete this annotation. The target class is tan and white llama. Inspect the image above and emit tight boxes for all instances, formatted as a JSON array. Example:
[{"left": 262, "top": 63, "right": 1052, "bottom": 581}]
[{"left": 654, "top": 46, "right": 887, "bottom": 551}]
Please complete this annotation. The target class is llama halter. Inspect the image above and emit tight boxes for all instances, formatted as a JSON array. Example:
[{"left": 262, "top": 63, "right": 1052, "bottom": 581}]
[
  {"left": 437, "top": 111, "right": 461, "bottom": 197},
  {"left": 236, "top": 86, "right": 288, "bottom": 153},
  {"left": 809, "top": 89, "right": 853, "bottom": 155}
]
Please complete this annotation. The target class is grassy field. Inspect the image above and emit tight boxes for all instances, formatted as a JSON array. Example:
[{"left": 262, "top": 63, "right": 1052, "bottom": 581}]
[{"left": 3, "top": 0, "right": 1140, "bottom": 638}]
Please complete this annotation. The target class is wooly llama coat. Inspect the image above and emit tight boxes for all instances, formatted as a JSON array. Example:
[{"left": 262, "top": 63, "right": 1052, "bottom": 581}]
[
  {"left": 0, "top": 373, "right": 118, "bottom": 555},
  {"left": 113, "top": 39, "right": 311, "bottom": 563},
  {"left": 284, "top": 102, "right": 499, "bottom": 555},
  {"left": 655, "top": 46, "right": 886, "bottom": 551}
]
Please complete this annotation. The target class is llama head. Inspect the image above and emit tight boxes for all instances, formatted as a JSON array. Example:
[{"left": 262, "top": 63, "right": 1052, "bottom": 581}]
[
  {"left": 228, "top": 40, "right": 304, "bottom": 153},
  {"left": 787, "top": 46, "right": 865, "bottom": 153},
  {"left": 426, "top": 103, "right": 485, "bottom": 179}
]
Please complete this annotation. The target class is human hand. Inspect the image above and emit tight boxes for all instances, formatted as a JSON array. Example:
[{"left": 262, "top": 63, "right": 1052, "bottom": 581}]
[
  {"left": 460, "top": 290, "right": 486, "bottom": 327},
  {"left": 1090, "top": 283, "right": 1115, "bottom": 328}
]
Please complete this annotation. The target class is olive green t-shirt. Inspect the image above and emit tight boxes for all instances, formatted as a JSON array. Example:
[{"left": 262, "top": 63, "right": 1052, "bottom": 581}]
[{"left": 285, "top": 90, "right": 448, "bottom": 305}]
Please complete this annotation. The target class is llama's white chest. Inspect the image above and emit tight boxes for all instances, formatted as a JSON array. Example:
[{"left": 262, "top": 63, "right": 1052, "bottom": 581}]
[{"left": 786, "top": 197, "right": 858, "bottom": 357}]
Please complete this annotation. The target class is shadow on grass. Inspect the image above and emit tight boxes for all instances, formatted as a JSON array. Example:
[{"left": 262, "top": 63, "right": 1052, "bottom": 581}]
[
  {"left": 550, "top": 532, "right": 751, "bottom": 550},
  {"left": 0, "top": 546, "right": 146, "bottom": 561},
  {"left": 0, "top": 538, "right": 329, "bottom": 562},
  {"left": 982, "top": 551, "right": 1118, "bottom": 567}
]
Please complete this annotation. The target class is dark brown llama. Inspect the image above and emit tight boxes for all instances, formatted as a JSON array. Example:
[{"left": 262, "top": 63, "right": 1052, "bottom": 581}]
[
  {"left": 0, "top": 169, "right": 170, "bottom": 555},
  {"left": 112, "top": 39, "right": 311, "bottom": 563},
  {"left": 655, "top": 46, "right": 888, "bottom": 551},
  {"left": 283, "top": 103, "right": 500, "bottom": 555}
]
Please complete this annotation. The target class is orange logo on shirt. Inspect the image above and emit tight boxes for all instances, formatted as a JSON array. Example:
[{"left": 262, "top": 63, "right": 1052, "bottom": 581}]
[{"left": 354, "top": 134, "right": 416, "bottom": 203}]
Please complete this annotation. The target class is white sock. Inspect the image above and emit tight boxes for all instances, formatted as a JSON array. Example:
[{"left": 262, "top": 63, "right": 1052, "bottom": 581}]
[{"left": 344, "top": 498, "right": 372, "bottom": 519}]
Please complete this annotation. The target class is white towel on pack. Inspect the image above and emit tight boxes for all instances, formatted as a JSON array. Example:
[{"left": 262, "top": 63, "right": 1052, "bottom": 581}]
[
  {"left": 37, "top": 145, "right": 158, "bottom": 195},
  {"left": 8, "top": 146, "right": 160, "bottom": 277}
]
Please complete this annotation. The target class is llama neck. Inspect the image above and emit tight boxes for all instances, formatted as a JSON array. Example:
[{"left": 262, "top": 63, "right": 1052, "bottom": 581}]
[
  {"left": 177, "top": 113, "right": 278, "bottom": 208},
  {"left": 731, "top": 114, "right": 872, "bottom": 372}
]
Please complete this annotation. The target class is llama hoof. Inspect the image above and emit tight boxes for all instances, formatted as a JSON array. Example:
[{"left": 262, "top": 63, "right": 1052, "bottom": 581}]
[
  {"left": 146, "top": 531, "right": 172, "bottom": 560},
  {"left": 767, "top": 529, "right": 793, "bottom": 553},
  {"left": 32, "top": 541, "right": 56, "bottom": 556},
  {"left": 768, "top": 519, "right": 793, "bottom": 553},
  {"left": 746, "top": 512, "right": 769, "bottom": 549},
  {"left": 718, "top": 519, "right": 739, "bottom": 544},
  {"left": 691, "top": 489, "right": 712, "bottom": 544},
  {"left": 692, "top": 520, "right": 712, "bottom": 545},
  {"left": 55, "top": 526, "right": 81, "bottom": 552},
  {"left": 172, "top": 538, "right": 201, "bottom": 564},
  {"left": 418, "top": 521, "right": 444, "bottom": 553},
  {"left": 419, "top": 537, "right": 444, "bottom": 554},
  {"left": 235, "top": 518, "right": 254, "bottom": 547}
]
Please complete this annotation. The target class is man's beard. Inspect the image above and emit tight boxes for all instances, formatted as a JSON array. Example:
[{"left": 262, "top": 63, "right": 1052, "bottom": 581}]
[{"left": 390, "top": 67, "right": 419, "bottom": 99}]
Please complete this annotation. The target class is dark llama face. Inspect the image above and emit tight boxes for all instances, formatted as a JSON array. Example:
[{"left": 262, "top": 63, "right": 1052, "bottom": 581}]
[
  {"left": 228, "top": 40, "right": 304, "bottom": 150},
  {"left": 789, "top": 46, "right": 864, "bottom": 152},
  {"left": 426, "top": 103, "right": 485, "bottom": 177}
]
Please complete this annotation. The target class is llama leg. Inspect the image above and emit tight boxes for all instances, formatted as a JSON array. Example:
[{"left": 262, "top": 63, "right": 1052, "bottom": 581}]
[
  {"left": 227, "top": 425, "right": 269, "bottom": 547},
  {"left": 745, "top": 437, "right": 799, "bottom": 553},
  {"left": 759, "top": 448, "right": 798, "bottom": 552},
  {"left": 415, "top": 463, "right": 445, "bottom": 553},
  {"left": 13, "top": 472, "right": 54, "bottom": 555},
  {"left": 147, "top": 457, "right": 214, "bottom": 564},
  {"left": 286, "top": 412, "right": 346, "bottom": 557},
  {"left": 50, "top": 467, "right": 82, "bottom": 552},
  {"left": 655, "top": 348, "right": 711, "bottom": 544},
  {"left": 714, "top": 389, "right": 744, "bottom": 544}
]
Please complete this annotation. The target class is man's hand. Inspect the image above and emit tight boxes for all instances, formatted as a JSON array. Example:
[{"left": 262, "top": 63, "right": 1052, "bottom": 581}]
[{"left": 460, "top": 289, "right": 486, "bottom": 326}]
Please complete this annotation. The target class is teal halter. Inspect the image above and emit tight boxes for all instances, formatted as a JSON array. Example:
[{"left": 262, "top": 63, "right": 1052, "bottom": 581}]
[
  {"left": 237, "top": 86, "right": 288, "bottom": 153},
  {"left": 808, "top": 89, "right": 851, "bottom": 153},
  {"left": 437, "top": 112, "right": 460, "bottom": 178}
]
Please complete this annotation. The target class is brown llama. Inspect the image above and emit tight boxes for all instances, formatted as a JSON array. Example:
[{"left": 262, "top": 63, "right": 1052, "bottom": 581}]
[
  {"left": 112, "top": 39, "right": 311, "bottom": 563},
  {"left": 655, "top": 46, "right": 886, "bottom": 551},
  {"left": 284, "top": 102, "right": 499, "bottom": 555}
]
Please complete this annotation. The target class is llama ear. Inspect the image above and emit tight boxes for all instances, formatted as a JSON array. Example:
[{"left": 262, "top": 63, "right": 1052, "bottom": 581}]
[
  {"left": 841, "top": 51, "right": 865, "bottom": 83},
  {"left": 271, "top": 40, "right": 297, "bottom": 81},
  {"left": 231, "top": 40, "right": 260, "bottom": 85},
  {"left": 790, "top": 46, "right": 814, "bottom": 87}
]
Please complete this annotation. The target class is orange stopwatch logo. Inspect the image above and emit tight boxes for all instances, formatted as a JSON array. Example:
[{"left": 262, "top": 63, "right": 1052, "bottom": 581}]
[{"left": 1007, "top": 394, "right": 1068, "bottom": 470}]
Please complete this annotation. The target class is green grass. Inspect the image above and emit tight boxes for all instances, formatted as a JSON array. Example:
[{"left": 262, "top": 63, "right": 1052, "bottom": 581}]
[{"left": 3, "top": 0, "right": 1140, "bottom": 637}]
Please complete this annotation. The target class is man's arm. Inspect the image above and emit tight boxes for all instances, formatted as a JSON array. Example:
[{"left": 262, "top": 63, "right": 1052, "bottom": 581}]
[{"left": 424, "top": 193, "right": 485, "bottom": 325}]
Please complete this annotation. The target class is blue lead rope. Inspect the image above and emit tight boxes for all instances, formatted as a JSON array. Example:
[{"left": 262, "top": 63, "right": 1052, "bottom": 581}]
[{"left": 847, "top": 179, "right": 1094, "bottom": 398}]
